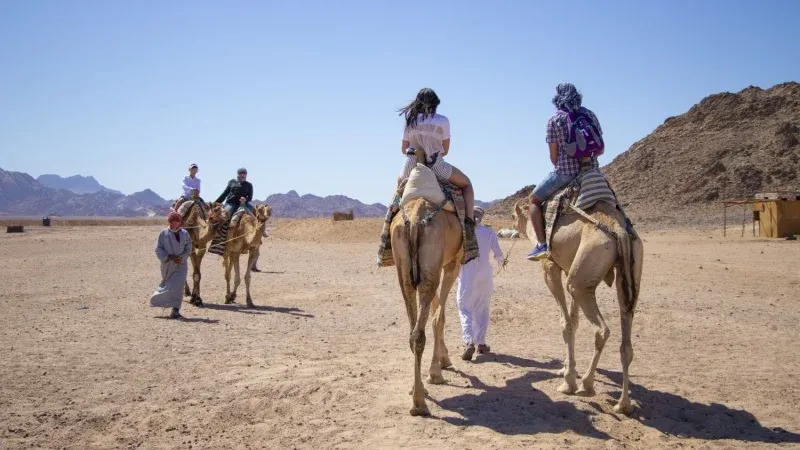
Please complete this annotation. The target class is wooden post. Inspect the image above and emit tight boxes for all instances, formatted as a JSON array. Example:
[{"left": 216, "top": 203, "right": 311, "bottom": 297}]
[
  {"left": 741, "top": 204, "right": 747, "bottom": 237},
  {"left": 723, "top": 204, "right": 727, "bottom": 237}
]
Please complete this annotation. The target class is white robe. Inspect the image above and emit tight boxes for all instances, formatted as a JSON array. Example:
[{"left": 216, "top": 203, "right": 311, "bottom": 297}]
[
  {"left": 456, "top": 224, "right": 504, "bottom": 345},
  {"left": 149, "top": 228, "right": 192, "bottom": 309}
]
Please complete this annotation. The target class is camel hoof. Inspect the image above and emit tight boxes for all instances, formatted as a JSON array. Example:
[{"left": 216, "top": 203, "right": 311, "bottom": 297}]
[
  {"left": 184, "top": 289, "right": 191, "bottom": 297},
  {"left": 246, "top": 299, "right": 254, "bottom": 308},
  {"left": 577, "top": 379, "right": 595, "bottom": 396},
  {"left": 440, "top": 357, "right": 453, "bottom": 370},
  {"left": 409, "top": 405, "right": 430, "bottom": 417},
  {"left": 426, "top": 375, "right": 446, "bottom": 385},
  {"left": 613, "top": 401, "right": 634, "bottom": 415},
  {"left": 557, "top": 382, "right": 578, "bottom": 395},
  {"left": 191, "top": 298, "right": 204, "bottom": 308}
]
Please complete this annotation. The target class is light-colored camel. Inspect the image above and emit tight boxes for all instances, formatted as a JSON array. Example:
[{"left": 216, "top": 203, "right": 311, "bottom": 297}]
[
  {"left": 391, "top": 192, "right": 464, "bottom": 417},
  {"left": 512, "top": 199, "right": 643, "bottom": 414},
  {"left": 221, "top": 204, "right": 272, "bottom": 307},
  {"left": 180, "top": 201, "right": 226, "bottom": 307}
]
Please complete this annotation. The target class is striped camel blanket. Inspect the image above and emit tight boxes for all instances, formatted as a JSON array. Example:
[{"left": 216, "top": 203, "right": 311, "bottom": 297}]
[
  {"left": 544, "top": 169, "right": 621, "bottom": 248},
  {"left": 207, "top": 208, "right": 251, "bottom": 256},
  {"left": 377, "top": 181, "right": 477, "bottom": 268}
]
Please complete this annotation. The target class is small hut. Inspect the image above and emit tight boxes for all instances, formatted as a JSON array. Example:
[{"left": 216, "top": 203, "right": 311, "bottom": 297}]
[{"left": 752, "top": 192, "right": 800, "bottom": 238}]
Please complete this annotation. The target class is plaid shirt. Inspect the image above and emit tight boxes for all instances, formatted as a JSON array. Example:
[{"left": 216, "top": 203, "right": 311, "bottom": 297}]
[{"left": 546, "top": 108, "right": 602, "bottom": 175}]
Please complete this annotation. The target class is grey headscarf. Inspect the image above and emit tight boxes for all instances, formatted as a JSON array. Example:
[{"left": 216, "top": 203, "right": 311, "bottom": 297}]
[{"left": 552, "top": 83, "right": 583, "bottom": 112}]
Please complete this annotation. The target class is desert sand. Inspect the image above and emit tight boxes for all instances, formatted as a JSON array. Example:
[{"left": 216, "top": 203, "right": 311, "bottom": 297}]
[{"left": 1, "top": 218, "right": 799, "bottom": 449}]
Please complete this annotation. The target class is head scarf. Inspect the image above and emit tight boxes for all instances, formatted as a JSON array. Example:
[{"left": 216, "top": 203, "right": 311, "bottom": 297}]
[
  {"left": 167, "top": 211, "right": 182, "bottom": 231},
  {"left": 473, "top": 206, "right": 485, "bottom": 223},
  {"left": 552, "top": 83, "right": 583, "bottom": 112}
]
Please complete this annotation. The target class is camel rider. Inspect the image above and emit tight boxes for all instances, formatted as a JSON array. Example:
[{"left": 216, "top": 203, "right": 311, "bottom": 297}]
[
  {"left": 396, "top": 88, "right": 478, "bottom": 254},
  {"left": 174, "top": 163, "right": 203, "bottom": 211},
  {"left": 526, "top": 83, "right": 604, "bottom": 261},
  {"left": 215, "top": 167, "right": 254, "bottom": 218}
]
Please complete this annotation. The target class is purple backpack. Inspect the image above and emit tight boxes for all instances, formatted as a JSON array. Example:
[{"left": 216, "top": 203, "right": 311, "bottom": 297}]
[{"left": 564, "top": 108, "right": 604, "bottom": 159}]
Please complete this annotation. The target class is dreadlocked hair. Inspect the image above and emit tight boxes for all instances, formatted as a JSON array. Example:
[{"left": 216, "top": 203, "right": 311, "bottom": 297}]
[{"left": 398, "top": 88, "right": 441, "bottom": 129}]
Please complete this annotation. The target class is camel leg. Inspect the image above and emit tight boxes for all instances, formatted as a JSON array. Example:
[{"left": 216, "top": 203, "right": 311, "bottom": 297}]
[
  {"left": 567, "top": 279, "right": 609, "bottom": 396},
  {"left": 543, "top": 259, "right": 578, "bottom": 394},
  {"left": 244, "top": 252, "right": 255, "bottom": 308},
  {"left": 557, "top": 297, "right": 580, "bottom": 377},
  {"left": 411, "top": 284, "right": 435, "bottom": 415},
  {"left": 228, "top": 254, "right": 241, "bottom": 304},
  {"left": 431, "top": 260, "right": 459, "bottom": 375},
  {"left": 224, "top": 255, "right": 235, "bottom": 304},
  {"left": 190, "top": 248, "right": 205, "bottom": 306},
  {"left": 614, "top": 278, "right": 635, "bottom": 414}
]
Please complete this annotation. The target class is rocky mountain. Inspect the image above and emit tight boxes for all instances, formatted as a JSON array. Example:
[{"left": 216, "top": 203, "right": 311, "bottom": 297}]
[
  {"left": 36, "top": 174, "right": 122, "bottom": 195},
  {"left": 263, "top": 190, "right": 388, "bottom": 218},
  {"left": 0, "top": 168, "right": 170, "bottom": 217},
  {"left": 604, "top": 81, "right": 800, "bottom": 207}
]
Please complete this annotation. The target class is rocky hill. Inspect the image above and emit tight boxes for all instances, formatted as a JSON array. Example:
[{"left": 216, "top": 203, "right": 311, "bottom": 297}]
[
  {"left": 36, "top": 174, "right": 122, "bottom": 195},
  {"left": 263, "top": 190, "right": 387, "bottom": 218},
  {"left": 0, "top": 168, "right": 170, "bottom": 217},
  {"left": 604, "top": 81, "right": 800, "bottom": 207}
]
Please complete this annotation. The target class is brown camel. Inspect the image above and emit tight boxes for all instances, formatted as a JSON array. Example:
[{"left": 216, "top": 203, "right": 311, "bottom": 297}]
[
  {"left": 179, "top": 201, "right": 226, "bottom": 307},
  {"left": 512, "top": 198, "right": 643, "bottom": 414},
  {"left": 221, "top": 203, "right": 272, "bottom": 307},
  {"left": 391, "top": 191, "right": 464, "bottom": 417}
]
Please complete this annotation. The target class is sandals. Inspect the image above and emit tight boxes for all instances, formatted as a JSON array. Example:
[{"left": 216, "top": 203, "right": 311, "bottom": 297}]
[
  {"left": 477, "top": 344, "right": 491, "bottom": 354},
  {"left": 461, "top": 344, "right": 475, "bottom": 361}
]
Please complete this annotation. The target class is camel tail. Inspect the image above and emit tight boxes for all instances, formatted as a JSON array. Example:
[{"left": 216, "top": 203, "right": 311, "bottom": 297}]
[
  {"left": 616, "top": 229, "right": 640, "bottom": 314},
  {"left": 409, "top": 219, "right": 422, "bottom": 289}
]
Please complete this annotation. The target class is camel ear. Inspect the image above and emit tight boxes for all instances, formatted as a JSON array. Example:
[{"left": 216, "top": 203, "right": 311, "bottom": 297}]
[{"left": 514, "top": 200, "right": 523, "bottom": 216}]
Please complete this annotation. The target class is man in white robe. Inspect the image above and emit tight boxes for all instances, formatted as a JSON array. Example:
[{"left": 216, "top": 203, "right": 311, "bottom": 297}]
[
  {"left": 150, "top": 212, "right": 193, "bottom": 319},
  {"left": 457, "top": 206, "right": 505, "bottom": 361}
]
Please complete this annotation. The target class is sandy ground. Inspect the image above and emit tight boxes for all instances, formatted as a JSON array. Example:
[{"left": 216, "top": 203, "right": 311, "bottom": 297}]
[{"left": 1, "top": 219, "right": 800, "bottom": 449}]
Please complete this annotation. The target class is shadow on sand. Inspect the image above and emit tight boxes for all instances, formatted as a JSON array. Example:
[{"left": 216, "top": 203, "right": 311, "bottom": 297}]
[
  {"left": 154, "top": 316, "right": 219, "bottom": 324},
  {"left": 430, "top": 354, "right": 610, "bottom": 439},
  {"left": 199, "top": 302, "right": 314, "bottom": 318},
  {"left": 596, "top": 368, "right": 800, "bottom": 444}
]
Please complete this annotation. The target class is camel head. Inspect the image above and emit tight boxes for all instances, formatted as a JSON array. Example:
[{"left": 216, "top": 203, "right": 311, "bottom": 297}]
[
  {"left": 512, "top": 200, "right": 530, "bottom": 238},
  {"left": 255, "top": 204, "right": 272, "bottom": 222},
  {"left": 206, "top": 202, "right": 227, "bottom": 225}
]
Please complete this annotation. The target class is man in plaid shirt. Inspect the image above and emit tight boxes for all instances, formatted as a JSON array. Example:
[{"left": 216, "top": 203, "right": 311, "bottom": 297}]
[{"left": 526, "top": 83, "right": 603, "bottom": 261}]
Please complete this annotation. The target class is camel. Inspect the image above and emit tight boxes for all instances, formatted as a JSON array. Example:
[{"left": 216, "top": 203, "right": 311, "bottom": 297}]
[
  {"left": 512, "top": 197, "right": 643, "bottom": 414},
  {"left": 221, "top": 203, "right": 272, "bottom": 307},
  {"left": 390, "top": 185, "right": 464, "bottom": 417},
  {"left": 179, "top": 200, "right": 226, "bottom": 307}
]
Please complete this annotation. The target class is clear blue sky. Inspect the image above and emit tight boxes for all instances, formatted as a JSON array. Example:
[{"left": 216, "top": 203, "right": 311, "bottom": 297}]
[{"left": 1, "top": 0, "right": 798, "bottom": 204}]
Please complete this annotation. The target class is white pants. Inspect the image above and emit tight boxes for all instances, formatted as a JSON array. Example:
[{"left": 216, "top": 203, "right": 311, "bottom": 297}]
[
  {"left": 456, "top": 267, "right": 493, "bottom": 346},
  {"left": 398, "top": 153, "right": 454, "bottom": 181}
]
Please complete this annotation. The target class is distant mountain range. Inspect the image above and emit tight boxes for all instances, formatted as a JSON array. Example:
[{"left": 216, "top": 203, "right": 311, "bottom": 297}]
[{"left": 0, "top": 168, "right": 497, "bottom": 218}]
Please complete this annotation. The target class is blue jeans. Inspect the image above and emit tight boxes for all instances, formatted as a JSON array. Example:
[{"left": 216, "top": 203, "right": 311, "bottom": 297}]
[
  {"left": 532, "top": 171, "right": 576, "bottom": 201},
  {"left": 224, "top": 202, "right": 253, "bottom": 217}
]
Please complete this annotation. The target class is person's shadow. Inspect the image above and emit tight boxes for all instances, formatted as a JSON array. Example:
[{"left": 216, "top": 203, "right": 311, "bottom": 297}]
[
  {"left": 596, "top": 368, "right": 800, "bottom": 443},
  {"left": 430, "top": 354, "right": 611, "bottom": 439},
  {"left": 154, "top": 316, "right": 219, "bottom": 324}
]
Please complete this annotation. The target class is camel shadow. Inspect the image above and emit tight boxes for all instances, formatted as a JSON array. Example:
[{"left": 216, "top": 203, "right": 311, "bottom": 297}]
[
  {"left": 469, "top": 352, "right": 563, "bottom": 370},
  {"left": 200, "top": 302, "right": 314, "bottom": 318},
  {"left": 596, "top": 368, "right": 800, "bottom": 443},
  {"left": 154, "top": 316, "right": 219, "bottom": 324},
  {"left": 431, "top": 363, "right": 610, "bottom": 439}
]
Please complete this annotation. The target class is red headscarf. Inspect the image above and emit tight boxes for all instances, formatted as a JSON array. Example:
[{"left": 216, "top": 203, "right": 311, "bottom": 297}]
[{"left": 167, "top": 211, "right": 182, "bottom": 230}]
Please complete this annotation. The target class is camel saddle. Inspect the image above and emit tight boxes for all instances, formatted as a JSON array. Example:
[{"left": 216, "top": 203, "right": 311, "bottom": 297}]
[
  {"left": 542, "top": 167, "right": 627, "bottom": 249},
  {"left": 208, "top": 207, "right": 255, "bottom": 256},
  {"left": 377, "top": 157, "right": 479, "bottom": 268}
]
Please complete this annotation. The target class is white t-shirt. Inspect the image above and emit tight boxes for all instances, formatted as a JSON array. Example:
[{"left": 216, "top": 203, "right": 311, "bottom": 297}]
[{"left": 402, "top": 113, "right": 450, "bottom": 161}]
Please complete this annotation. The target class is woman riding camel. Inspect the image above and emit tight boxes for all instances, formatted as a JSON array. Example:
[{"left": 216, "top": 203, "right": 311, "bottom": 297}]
[{"left": 395, "top": 88, "right": 478, "bottom": 248}]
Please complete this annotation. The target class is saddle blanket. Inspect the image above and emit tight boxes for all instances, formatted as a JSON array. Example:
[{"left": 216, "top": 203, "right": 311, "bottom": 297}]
[
  {"left": 544, "top": 169, "right": 619, "bottom": 248},
  {"left": 377, "top": 166, "right": 478, "bottom": 267},
  {"left": 207, "top": 208, "right": 250, "bottom": 256}
]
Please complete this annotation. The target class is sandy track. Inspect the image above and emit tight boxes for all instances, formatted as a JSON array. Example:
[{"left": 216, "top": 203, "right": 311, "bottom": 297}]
[{"left": 1, "top": 222, "right": 799, "bottom": 449}]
